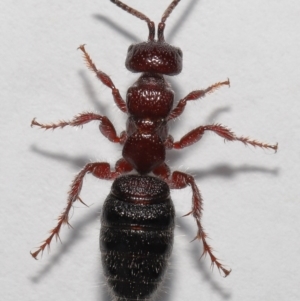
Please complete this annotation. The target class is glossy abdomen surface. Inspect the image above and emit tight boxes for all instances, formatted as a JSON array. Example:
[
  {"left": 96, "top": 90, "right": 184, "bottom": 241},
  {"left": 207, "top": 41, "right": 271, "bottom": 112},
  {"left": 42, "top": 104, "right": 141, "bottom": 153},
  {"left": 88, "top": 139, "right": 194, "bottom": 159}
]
[{"left": 100, "top": 175, "right": 175, "bottom": 301}]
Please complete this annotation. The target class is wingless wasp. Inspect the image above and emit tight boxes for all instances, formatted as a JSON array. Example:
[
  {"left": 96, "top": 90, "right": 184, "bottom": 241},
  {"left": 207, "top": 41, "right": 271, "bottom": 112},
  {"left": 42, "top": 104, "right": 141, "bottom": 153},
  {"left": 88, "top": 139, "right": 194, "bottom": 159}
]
[{"left": 31, "top": 1, "right": 278, "bottom": 300}]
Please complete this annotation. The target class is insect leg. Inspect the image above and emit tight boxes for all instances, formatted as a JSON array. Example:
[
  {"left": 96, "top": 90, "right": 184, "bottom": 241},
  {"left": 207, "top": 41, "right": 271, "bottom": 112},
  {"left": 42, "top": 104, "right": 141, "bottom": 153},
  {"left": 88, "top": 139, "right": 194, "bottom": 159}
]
[
  {"left": 30, "top": 159, "right": 133, "bottom": 259},
  {"left": 168, "top": 79, "right": 230, "bottom": 120},
  {"left": 31, "top": 113, "right": 126, "bottom": 144},
  {"left": 169, "top": 124, "right": 278, "bottom": 152},
  {"left": 78, "top": 44, "right": 127, "bottom": 113},
  {"left": 154, "top": 165, "right": 231, "bottom": 277}
]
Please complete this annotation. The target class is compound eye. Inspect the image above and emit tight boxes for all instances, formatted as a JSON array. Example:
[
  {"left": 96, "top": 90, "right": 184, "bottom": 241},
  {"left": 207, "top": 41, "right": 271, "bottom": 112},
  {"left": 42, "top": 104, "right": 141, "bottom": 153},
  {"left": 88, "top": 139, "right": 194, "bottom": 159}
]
[{"left": 177, "top": 48, "right": 183, "bottom": 58}]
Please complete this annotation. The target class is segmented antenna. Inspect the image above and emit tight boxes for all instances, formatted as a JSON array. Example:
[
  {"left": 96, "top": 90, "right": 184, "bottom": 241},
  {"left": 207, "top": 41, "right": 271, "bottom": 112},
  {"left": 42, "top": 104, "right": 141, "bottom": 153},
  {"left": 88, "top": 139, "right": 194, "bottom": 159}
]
[{"left": 110, "top": 0, "right": 182, "bottom": 41}]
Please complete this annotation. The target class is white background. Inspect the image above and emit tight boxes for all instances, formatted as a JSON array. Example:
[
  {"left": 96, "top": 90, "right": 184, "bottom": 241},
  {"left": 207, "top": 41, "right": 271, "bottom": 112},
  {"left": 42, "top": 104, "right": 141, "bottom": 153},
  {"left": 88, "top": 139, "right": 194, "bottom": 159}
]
[{"left": 1, "top": 0, "right": 300, "bottom": 300}]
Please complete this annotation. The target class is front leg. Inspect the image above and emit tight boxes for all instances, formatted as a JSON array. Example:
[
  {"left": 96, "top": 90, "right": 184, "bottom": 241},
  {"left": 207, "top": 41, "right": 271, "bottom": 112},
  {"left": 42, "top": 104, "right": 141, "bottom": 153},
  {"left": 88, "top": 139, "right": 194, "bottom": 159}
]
[
  {"left": 31, "top": 112, "right": 127, "bottom": 144},
  {"left": 78, "top": 44, "right": 127, "bottom": 113},
  {"left": 168, "top": 79, "right": 230, "bottom": 121}
]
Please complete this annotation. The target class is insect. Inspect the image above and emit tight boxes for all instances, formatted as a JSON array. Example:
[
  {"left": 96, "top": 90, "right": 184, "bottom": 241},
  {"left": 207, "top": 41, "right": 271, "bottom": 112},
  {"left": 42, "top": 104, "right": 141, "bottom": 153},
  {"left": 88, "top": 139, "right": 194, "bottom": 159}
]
[{"left": 31, "top": 0, "right": 278, "bottom": 300}]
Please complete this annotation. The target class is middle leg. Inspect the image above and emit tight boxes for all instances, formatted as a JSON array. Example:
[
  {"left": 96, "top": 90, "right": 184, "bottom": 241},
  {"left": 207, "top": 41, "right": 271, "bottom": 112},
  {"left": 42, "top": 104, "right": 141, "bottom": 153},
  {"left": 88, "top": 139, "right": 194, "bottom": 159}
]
[
  {"left": 31, "top": 112, "right": 127, "bottom": 144},
  {"left": 166, "top": 124, "right": 278, "bottom": 151}
]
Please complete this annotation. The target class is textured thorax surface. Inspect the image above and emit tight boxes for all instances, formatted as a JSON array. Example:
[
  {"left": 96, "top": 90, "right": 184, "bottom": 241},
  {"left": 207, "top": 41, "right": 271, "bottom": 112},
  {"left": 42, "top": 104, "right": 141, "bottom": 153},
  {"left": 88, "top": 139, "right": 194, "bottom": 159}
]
[
  {"left": 126, "top": 73, "right": 174, "bottom": 119},
  {"left": 123, "top": 73, "right": 174, "bottom": 174}
]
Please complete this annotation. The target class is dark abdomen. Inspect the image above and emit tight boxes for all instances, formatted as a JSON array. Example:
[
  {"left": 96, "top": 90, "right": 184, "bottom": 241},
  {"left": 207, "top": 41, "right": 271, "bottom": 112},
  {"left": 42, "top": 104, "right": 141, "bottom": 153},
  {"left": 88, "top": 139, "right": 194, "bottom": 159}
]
[{"left": 100, "top": 175, "right": 175, "bottom": 301}]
